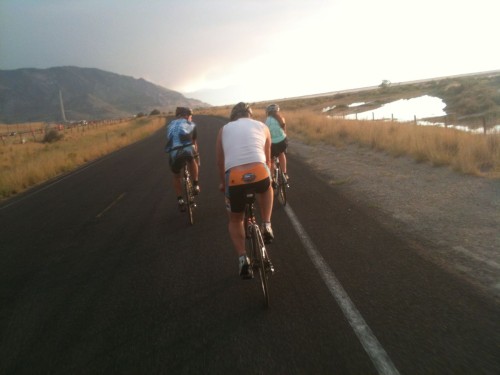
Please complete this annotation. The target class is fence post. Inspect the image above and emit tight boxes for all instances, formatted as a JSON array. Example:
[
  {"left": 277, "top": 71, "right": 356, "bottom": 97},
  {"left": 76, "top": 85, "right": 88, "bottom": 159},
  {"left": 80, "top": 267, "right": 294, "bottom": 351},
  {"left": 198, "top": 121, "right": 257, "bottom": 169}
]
[{"left": 414, "top": 115, "right": 417, "bottom": 125}]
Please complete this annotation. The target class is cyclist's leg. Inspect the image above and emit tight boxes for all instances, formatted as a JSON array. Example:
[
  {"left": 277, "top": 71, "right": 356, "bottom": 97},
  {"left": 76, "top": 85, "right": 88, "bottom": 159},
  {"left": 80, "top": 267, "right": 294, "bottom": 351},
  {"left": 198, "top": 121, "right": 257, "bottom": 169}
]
[
  {"left": 185, "top": 146, "right": 199, "bottom": 181},
  {"left": 256, "top": 184, "right": 273, "bottom": 223},
  {"left": 270, "top": 145, "right": 279, "bottom": 175},
  {"left": 226, "top": 182, "right": 253, "bottom": 278},
  {"left": 173, "top": 172, "right": 183, "bottom": 197},
  {"left": 182, "top": 147, "right": 199, "bottom": 193},
  {"left": 255, "top": 178, "right": 274, "bottom": 243},
  {"left": 170, "top": 152, "right": 184, "bottom": 198},
  {"left": 187, "top": 158, "right": 198, "bottom": 182},
  {"left": 228, "top": 211, "right": 246, "bottom": 256},
  {"left": 278, "top": 139, "right": 288, "bottom": 175},
  {"left": 226, "top": 182, "right": 247, "bottom": 256},
  {"left": 279, "top": 152, "right": 287, "bottom": 175}
]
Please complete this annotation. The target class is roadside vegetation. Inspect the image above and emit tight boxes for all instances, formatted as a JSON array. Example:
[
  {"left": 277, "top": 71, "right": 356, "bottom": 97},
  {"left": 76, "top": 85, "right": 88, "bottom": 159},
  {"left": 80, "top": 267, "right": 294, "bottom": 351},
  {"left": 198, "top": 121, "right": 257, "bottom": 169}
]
[
  {"left": 199, "top": 72, "right": 500, "bottom": 179},
  {"left": 0, "top": 116, "right": 165, "bottom": 200},
  {"left": 1, "top": 72, "right": 498, "bottom": 201},
  {"left": 286, "top": 111, "right": 498, "bottom": 178}
]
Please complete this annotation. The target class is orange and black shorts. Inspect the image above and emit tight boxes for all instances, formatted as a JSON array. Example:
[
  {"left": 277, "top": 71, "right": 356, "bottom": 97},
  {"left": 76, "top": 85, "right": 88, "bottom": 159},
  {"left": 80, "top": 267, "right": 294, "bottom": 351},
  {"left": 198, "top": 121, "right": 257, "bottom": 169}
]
[{"left": 225, "top": 163, "right": 270, "bottom": 213}]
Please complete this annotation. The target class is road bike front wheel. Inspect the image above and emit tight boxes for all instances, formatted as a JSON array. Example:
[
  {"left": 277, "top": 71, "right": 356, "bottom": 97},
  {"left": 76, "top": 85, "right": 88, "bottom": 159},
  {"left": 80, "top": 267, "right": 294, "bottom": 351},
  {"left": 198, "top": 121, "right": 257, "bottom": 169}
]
[{"left": 251, "top": 224, "right": 270, "bottom": 307}]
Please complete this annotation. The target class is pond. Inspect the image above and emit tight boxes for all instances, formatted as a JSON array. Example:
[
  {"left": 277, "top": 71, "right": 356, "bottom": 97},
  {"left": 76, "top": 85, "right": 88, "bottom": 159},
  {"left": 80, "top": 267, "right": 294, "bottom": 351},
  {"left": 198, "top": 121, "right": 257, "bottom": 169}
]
[{"left": 341, "top": 95, "right": 500, "bottom": 134}]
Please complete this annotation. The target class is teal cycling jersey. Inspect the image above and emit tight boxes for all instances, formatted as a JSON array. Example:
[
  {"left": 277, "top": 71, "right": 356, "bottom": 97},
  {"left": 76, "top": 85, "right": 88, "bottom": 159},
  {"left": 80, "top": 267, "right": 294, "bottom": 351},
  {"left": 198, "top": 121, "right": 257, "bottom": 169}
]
[{"left": 265, "top": 116, "right": 286, "bottom": 144}]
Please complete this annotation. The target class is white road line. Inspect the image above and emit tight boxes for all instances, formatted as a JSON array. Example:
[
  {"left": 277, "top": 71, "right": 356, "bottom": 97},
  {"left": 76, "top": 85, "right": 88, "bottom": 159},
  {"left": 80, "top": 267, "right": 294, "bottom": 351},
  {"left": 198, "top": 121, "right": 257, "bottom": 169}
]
[
  {"left": 96, "top": 192, "right": 126, "bottom": 218},
  {"left": 284, "top": 203, "right": 400, "bottom": 375}
]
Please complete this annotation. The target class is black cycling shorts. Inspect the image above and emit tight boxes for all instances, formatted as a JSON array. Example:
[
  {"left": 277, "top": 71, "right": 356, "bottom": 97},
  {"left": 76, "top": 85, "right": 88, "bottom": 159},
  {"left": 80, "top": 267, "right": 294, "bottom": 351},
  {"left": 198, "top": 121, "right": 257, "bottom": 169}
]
[
  {"left": 226, "top": 178, "right": 270, "bottom": 213},
  {"left": 271, "top": 138, "right": 288, "bottom": 158},
  {"left": 169, "top": 147, "right": 195, "bottom": 174}
]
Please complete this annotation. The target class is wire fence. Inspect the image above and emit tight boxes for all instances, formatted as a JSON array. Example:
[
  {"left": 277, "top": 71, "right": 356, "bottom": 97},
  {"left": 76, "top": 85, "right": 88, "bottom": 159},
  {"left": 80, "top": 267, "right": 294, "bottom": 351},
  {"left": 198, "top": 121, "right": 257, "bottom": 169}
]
[{"left": 0, "top": 118, "right": 135, "bottom": 146}]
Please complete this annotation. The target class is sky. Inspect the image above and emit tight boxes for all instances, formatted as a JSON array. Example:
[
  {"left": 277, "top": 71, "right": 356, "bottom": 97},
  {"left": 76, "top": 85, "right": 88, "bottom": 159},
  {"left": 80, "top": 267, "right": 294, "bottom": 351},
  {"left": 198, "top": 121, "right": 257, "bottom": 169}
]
[{"left": 1, "top": 0, "right": 499, "bottom": 106}]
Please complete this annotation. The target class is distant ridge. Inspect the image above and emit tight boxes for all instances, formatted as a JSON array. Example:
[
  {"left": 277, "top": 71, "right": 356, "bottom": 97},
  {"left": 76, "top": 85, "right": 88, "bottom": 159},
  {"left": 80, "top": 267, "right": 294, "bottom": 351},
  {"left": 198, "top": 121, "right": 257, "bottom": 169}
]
[
  {"left": 272, "top": 69, "right": 500, "bottom": 102},
  {"left": 0, "top": 66, "right": 209, "bottom": 123}
]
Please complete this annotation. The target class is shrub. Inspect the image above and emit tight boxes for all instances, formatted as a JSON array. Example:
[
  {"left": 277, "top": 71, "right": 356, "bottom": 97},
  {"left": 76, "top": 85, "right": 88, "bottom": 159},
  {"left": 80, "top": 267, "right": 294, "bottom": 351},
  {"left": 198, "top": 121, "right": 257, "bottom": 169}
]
[{"left": 43, "top": 129, "right": 63, "bottom": 143}]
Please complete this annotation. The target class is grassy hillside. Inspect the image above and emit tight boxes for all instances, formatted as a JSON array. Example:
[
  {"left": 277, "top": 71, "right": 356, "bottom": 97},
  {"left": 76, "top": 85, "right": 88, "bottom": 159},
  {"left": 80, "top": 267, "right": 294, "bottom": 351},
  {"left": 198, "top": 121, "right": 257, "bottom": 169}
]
[{"left": 0, "top": 67, "right": 209, "bottom": 123}]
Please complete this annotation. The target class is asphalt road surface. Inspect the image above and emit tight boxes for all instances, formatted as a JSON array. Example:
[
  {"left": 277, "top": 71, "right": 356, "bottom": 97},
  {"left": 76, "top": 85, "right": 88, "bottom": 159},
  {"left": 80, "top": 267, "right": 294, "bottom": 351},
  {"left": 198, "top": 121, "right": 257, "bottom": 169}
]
[{"left": 1, "top": 116, "right": 499, "bottom": 374}]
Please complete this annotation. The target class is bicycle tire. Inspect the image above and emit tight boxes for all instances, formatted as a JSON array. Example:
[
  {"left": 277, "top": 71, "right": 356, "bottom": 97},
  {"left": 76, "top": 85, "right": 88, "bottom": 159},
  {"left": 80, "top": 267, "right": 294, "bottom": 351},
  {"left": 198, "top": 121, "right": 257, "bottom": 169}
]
[
  {"left": 252, "top": 224, "right": 270, "bottom": 307},
  {"left": 273, "top": 168, "right": 279, "bottom": 197},
  {"left": 183, "top": 168, "right": 194, "bottom": 225},
  {"left": 277, "top": 167, "right": 287, "bottom": 206}
]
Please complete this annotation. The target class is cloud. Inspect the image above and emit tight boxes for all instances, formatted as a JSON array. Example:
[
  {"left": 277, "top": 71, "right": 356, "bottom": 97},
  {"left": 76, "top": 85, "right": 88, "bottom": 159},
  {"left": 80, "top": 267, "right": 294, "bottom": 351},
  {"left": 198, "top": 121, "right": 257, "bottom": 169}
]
[{"left": 1, "top": 0, "right": 499, "bottom": 106}]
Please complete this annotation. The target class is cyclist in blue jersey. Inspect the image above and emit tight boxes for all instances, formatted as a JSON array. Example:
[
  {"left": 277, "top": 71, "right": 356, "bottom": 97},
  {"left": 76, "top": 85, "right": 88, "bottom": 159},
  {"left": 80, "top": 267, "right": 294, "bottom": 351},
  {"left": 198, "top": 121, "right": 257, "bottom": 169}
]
[
  {"left": 165, "top": 107, "right": 200, "bottom": 211},
  {"left": 265, "top": 104, "right": 289, "bottom": 182}
]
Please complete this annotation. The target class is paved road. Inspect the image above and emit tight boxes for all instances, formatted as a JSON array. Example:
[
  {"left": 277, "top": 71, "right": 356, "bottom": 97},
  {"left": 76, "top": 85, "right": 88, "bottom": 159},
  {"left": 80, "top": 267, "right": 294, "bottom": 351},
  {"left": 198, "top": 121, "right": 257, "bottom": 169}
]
[{"left": 1, "top": 116, "right": 499, "bottom": 374}]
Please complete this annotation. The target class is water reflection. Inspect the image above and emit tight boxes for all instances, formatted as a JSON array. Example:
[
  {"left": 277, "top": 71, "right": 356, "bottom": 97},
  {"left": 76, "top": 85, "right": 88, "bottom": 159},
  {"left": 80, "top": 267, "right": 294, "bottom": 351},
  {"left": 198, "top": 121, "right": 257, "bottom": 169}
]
[
  {"left": 341, "top": 95, "right": 499, "bottom": 134},
  {"left": 345, "top": 95, "right": 445, "bottom": 121}
]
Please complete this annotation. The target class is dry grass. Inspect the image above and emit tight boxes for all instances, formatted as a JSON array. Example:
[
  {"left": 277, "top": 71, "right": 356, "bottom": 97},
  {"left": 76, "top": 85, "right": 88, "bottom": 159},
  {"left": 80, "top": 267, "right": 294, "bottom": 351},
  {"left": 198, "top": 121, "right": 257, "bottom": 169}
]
[
  {"left": 0, "top": 122, "right": 45, "bottom": 133},
  {"left": 0, "top": 117, "right": 165, "bottom": 200},
  {"left": 283, "top": 109, "right": 500, "bottom": 178},
  {"left": 198, "top": 105, "right": 499, "bottom": 178}
]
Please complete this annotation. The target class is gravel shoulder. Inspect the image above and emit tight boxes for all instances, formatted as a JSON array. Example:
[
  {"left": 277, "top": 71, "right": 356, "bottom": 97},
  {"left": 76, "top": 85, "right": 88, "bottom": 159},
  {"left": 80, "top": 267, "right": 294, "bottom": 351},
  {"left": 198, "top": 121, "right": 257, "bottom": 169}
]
[{"left": 289, "top": 139, "right": 500, "bottom": 301}]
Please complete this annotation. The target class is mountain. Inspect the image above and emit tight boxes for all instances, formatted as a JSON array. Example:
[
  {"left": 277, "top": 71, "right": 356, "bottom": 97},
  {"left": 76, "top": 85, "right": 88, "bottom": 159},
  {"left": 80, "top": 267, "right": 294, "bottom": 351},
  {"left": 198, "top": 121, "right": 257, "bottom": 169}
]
[{"left": 0, "top": 66, "right": 209, "bottom": 123}]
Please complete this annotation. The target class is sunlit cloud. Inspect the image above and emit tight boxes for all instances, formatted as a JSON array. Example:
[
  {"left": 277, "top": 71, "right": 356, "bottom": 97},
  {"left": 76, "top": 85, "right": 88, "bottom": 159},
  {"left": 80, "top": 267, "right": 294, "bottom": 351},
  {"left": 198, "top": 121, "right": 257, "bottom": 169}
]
[{"left": 1, "top": 0, "right": 498, "bottom": 106}]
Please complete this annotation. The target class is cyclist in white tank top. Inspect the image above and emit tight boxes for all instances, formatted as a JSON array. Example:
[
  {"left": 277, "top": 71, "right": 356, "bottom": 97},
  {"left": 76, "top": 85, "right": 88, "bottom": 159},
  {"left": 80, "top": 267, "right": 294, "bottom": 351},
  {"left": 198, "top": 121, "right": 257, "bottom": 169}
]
[
  {"left": 221, "top": 117, "right": 267, "bottom": 171},
  {"left": 216, "top": 102, "right": 275, "bottom": 278}
]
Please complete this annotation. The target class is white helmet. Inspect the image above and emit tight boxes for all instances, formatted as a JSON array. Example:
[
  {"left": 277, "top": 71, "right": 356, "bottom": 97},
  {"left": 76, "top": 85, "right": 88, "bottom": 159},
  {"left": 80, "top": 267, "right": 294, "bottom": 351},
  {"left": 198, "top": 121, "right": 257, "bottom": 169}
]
[{"left": 266, "top": 104, "right": 280, "bottom": 115}]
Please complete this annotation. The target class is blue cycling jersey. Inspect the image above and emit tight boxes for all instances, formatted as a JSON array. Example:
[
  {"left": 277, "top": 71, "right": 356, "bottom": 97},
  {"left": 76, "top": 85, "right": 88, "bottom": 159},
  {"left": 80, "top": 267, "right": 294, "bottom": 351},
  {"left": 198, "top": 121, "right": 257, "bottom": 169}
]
[{"left": 165, "top": 118, "right": 197, "bottom": 153}]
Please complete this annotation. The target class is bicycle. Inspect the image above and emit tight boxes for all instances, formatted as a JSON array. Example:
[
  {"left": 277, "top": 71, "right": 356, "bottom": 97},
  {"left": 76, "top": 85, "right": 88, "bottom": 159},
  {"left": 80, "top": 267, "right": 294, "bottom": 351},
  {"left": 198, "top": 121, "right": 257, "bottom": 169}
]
[
  {"left": 181, "top": 155, "right": 199, "bottom": 225},
  {"left": 244, "top": 191, "right": 274, "bottom": 308},
  {"left": 272, "top": 155, "right": 288, "bottom": 206}
]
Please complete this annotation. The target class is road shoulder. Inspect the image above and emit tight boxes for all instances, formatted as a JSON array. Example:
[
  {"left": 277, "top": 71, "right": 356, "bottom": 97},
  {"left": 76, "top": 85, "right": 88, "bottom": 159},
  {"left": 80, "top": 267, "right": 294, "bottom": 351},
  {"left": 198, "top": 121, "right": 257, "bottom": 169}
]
[{"left": 288, "top": 139, "right": 500, "bottom": 301}]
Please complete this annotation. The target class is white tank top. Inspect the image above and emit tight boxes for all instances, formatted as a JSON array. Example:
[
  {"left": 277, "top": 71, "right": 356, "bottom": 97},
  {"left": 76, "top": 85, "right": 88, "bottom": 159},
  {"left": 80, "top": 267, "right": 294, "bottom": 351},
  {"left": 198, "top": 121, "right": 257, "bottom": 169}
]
[{"left": 222, "top": 118, "right": 267, "bottom": 171}]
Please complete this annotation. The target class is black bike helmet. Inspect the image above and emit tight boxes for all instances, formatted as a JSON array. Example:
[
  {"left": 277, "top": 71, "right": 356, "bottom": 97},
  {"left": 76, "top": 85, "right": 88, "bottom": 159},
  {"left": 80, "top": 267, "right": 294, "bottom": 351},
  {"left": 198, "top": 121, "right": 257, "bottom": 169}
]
[
  {"left": 175, "top": 107, "right": 193, "bottom": 117},
  {"left": 230, "top": 102, "right": 253, "bottom": 121},
  {"left": 266, "top": 104, "right": 280, "bottom": 115}
]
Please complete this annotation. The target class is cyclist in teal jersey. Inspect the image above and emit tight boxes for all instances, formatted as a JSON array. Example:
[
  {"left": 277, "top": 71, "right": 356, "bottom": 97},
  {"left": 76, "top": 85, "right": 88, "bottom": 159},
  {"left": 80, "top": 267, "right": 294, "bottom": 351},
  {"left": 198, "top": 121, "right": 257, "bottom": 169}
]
[{"left": 265, "top": 104, "right": 289, "bottom": 181}]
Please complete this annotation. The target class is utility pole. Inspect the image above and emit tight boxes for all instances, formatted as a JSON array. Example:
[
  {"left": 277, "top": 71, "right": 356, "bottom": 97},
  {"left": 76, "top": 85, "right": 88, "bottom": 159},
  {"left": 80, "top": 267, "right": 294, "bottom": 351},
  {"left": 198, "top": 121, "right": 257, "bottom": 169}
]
[{"left": 59, "top": 89, "right": 68, "bottom": 123}]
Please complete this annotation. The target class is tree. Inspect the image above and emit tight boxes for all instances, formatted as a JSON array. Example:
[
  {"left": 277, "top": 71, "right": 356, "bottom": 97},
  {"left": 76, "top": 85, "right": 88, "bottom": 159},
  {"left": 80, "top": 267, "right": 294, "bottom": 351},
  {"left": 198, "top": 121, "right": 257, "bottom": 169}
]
[
  {"left": 150, "top": 109, "right": 160, "bottom": 116},
  {"left": 379, "top": 80, "right": 391, "bottom": 89}
]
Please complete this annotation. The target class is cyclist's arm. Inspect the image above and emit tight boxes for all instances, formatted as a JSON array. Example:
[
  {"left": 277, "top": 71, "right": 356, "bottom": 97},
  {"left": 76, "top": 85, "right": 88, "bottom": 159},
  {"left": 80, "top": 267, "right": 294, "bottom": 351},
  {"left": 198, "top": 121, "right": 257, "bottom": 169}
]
[
  {"left": 215, "top": 128, "right": 225, "bottom": 191},
  {"left": 263, "top": 126, "right": 272, "bottom": 170}
]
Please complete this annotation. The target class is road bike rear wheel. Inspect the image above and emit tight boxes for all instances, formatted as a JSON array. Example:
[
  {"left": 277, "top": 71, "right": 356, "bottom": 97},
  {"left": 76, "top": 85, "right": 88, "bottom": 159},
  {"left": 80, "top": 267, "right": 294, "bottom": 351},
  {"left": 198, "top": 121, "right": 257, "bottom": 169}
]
[
  {"left": 277, "top": 167, "right": 287, "bottom": 206},
  {"left": 251, "top": 224, "right": 269, "bottom": 307},
  {"left": 183, "top": 172, "right": 194, "bottom": 225}
]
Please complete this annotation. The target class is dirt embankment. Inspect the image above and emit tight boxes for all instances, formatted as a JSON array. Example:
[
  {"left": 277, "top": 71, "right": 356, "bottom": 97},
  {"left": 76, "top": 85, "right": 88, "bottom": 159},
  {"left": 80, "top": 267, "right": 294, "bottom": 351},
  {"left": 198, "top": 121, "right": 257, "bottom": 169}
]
[{"left": 289, "top": 139, "right": 500, "bottom": 301}]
